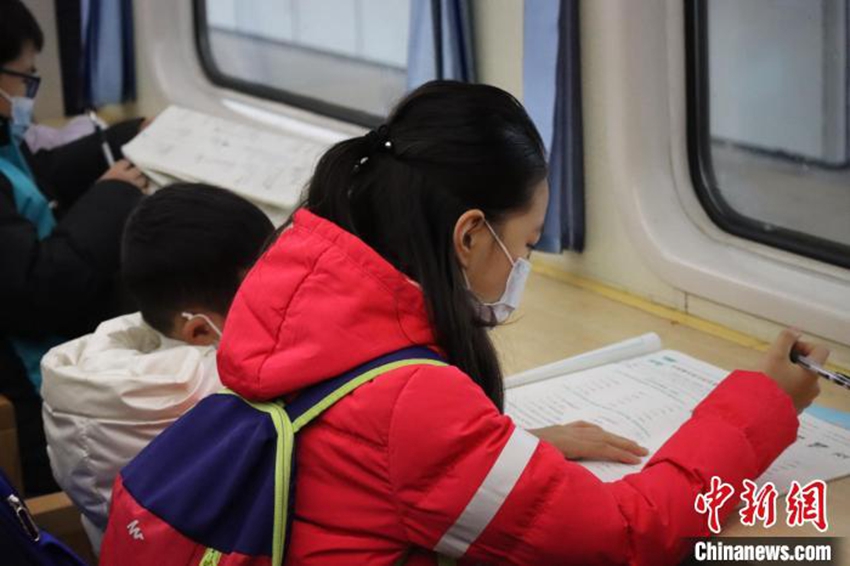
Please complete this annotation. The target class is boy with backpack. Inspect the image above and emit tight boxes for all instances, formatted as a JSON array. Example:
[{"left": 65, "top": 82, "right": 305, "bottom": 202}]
[{"left": 40, "top": 184, "right": 273, "bottom": 553}]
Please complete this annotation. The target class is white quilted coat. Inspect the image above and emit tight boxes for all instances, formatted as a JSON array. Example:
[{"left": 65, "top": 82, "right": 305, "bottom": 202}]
[{"left": 40, "top": 312, "right": 222, "bottom": 551}]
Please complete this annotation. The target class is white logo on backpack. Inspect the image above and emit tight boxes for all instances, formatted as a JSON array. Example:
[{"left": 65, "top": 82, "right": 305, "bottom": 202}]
[{"left": 127, "top": 519, "right": 145, "bottom": 541}]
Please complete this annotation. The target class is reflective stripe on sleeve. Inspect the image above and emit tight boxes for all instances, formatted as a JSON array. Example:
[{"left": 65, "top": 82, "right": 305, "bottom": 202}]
[{"left": 434, "top": 427, "right": 539, "bottom": 558}]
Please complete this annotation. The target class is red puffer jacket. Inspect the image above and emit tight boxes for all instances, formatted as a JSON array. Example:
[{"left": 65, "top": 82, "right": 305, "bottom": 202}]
[{"left": 217, "top": 209, "right": 799, "bottom": 566}]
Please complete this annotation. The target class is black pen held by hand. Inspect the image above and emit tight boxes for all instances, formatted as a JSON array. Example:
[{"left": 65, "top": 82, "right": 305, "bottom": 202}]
[{"left": 791, "top": 348, "right": 850, "bottom": 391}]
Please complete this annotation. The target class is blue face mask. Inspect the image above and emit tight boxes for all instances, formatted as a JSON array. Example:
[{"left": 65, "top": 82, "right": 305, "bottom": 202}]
[{"left": 0, "top": 87, "right": 34, "bottom": 142}]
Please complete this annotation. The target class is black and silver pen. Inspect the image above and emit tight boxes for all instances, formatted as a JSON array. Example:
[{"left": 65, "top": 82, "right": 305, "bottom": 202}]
[{"left": 791, "top": 349, "right": 850, "bottom": 391}]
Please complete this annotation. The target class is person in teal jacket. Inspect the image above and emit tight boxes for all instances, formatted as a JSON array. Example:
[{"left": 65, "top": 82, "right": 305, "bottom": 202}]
[{"left": 0, "top": 0, "right": 148, "bottom": 495}]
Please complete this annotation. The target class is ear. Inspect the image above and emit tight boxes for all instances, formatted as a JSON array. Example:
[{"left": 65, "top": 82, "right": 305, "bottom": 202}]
[
  {"left": 453, "top": 209, "right": 487, "bottom": 270},
  {"left": 177, "top": 315, "right": 219, "bottom": 346}
]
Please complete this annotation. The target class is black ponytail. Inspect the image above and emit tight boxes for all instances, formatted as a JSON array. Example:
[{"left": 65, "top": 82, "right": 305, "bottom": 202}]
[{"left": 282, "top": 80, "right": 547, "bottom": 411}]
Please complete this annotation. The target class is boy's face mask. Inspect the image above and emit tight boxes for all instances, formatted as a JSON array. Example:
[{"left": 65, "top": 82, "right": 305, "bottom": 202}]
[
  {"left": 181, "top": 312, "right": 223, "bottom": 344},
  {"left": 464, "top": 220, "right": 532, "bottom": 325},
  {"left": 0, "top": 87, "right": 34, "bottom": 142}
]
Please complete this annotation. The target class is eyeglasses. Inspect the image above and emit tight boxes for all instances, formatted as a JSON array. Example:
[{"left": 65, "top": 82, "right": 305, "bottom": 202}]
[{"left": 0, "top": 68, "right": 41, "bottom": 98}]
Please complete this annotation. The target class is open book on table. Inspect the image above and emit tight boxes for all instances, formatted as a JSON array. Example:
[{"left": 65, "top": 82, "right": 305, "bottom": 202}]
[{"left": 504, "top": 333, "right": 850, "bottom": 491}]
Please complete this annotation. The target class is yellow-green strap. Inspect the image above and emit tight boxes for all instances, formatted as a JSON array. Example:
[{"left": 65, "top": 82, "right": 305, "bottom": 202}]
[
  {"left": 291, "top": 358, "right": 447, "bottom": 432},
  {"left": 198, "top": 548, "right": 222, "bottom": 566},
  {"left": 227, "top": 395, "right": 293, "bottom": 566},
  {"left": 218, "top": 356, "right": 447, "bottom": 565}
]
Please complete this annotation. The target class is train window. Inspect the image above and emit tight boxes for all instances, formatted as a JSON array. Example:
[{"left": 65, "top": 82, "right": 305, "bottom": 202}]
[
  {"left": 194, "top": 0, "right": 411, "bottom": 125},
  {"left": 687, "top": 0, "right": 850, "bottom": 268}
]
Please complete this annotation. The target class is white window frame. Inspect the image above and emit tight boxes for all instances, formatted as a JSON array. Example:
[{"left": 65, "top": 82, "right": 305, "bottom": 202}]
[{"left": 589, "top": 0, "right": 849, "bottom": 344}]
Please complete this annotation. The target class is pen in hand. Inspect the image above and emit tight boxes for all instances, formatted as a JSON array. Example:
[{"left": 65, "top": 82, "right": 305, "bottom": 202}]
[
  {"left": 87, "top": 109, "right": 115, "bottom": 167},
  {"left": 791, "top": 347, "right": 850, "bottom": 392}
]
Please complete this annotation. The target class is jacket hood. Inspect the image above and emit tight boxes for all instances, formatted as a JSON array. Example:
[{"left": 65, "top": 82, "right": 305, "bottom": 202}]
[
  {"left": 217, "top": 209, "right": 437, "bottom": 400},
  {"left": 40, "top": 312, "right": 220, "bottom": 420}
]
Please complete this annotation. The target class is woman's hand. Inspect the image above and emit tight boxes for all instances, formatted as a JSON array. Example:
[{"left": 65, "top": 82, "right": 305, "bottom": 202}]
[
  {"left": 99, "top": 159, "right": 149, "bottom": 192},
  {"left": 760, "top": 329, "right": 828, "bottom": 413},
  {"left": 529, "top": 421, "right": 649, "bottom": 464}
]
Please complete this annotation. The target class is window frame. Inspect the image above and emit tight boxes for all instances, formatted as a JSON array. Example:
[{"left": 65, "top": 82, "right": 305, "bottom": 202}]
[
  {"left": 192, "top": 0, "right": 385, "bottom": 127},
  {"left": 685, "top": 0, "right": 850, "bottom": 269}
]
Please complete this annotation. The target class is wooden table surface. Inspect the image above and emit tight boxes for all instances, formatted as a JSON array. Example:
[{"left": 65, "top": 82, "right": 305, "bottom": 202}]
[{"left": 490, "top": 270, "right": 849, "bottom": 561}]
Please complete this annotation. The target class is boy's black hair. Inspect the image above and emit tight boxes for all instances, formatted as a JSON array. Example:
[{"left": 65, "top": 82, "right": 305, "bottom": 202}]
[
  {"left": 122, "top": 184, "right": 274, "bottom": 335},
  {"left": 0, "top": 1, "right": 44, "bottom": 66}
]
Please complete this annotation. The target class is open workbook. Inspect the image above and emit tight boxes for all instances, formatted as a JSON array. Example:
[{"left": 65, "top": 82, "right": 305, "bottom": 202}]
[
  {"left": 122, "top": 105, "right": 337, "bottom": 209},
  {"left": 505, "top": 334, "right": 850, "bottom": 491}
]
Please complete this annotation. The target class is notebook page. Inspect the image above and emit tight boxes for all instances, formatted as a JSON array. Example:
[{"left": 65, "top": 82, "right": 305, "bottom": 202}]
[
  {"left": 504, "top": 332, "right": 662, "bottom": 389},
  {"left": 122, "top": 106, "right": 331, "bottom": 209},
  {"left": 505, "top": 350, "right": 850, "bottom": 490},
  {"left": 506, "top": 349, "right": 721, "bottom": 474},
  {"left": 762, "top": 416, "right": 850, "bottom": 491}
]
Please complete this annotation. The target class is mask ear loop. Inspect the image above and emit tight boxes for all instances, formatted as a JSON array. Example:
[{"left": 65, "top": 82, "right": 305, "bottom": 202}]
[
  {"left": 181, "top": 312, "right": 223, "bottom": 339},
  {"left": 483, "top": 220, "right": 516, "bottom": 266},
  {"left": 464, "top": 220, "right": 513, "bottom": 306}
]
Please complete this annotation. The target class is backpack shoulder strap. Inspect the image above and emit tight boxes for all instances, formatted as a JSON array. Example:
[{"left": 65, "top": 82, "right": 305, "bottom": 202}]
[
  {"left": 285, "top": 346, "right": 446, "bottom": 432},
  {"left": 213, "top": 346, "right": 446, "bottom": 566}
]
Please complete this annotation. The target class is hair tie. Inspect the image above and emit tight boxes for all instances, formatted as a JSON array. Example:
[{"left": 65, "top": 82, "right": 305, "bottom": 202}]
[
  {"left": 353, "top": 125, "right": 393, "bottom": 175},
  {"left": 367, "top": 124, "right": 393, "bottom": 152}
]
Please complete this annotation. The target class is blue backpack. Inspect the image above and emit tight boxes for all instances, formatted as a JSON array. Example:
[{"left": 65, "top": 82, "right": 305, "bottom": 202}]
[
  {"left": 0, "top": 468, "right": 89, "bottom": 566},
  {"left": 101, "top": 346, "right": 447, "bottom": 565}
]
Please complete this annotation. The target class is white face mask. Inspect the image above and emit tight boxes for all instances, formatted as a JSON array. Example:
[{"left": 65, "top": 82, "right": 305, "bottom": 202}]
[
  {"left": 465, "top": 220, "right": 532, "bottom": 325},
  {"left": 0, "top": 87, "right": 34, "bottom": 141},
  {"left": 181, "top": 312, "right": 223, "bottom": 342}
]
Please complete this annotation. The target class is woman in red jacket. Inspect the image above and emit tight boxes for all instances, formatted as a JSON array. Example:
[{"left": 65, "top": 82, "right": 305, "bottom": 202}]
[{"left": 218, "top": 81, "right": 826, "bottom": 565}]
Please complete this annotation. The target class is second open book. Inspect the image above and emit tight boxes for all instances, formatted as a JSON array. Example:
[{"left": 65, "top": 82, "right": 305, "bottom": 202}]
[{"left": 504, "top": 334, "right": 850, "bottom": 491}]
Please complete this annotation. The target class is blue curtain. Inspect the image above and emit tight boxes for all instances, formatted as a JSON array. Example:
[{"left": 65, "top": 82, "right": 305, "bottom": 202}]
[
  {"left": 407, "top": 0, "right": 476, "bottom": 89},
  {"left": 524, "top": 0, "right": 584, "bottom": 252},
  {"left": 84, "top": 0, "right": 137, "bottom": 107},
  {"left": 56, "top": 0, "right": 136, "bottom": 113}
]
